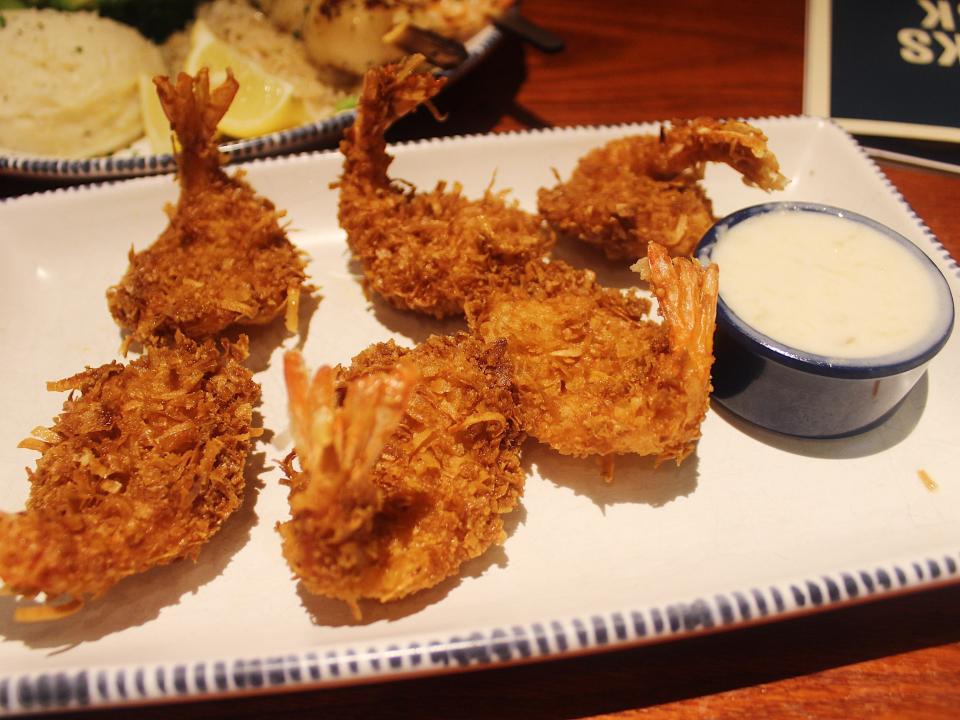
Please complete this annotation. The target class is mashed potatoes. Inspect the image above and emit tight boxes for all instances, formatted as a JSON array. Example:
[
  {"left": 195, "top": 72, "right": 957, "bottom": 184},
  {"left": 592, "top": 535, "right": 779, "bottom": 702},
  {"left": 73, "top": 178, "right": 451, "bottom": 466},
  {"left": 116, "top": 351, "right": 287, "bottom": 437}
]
[{"left": 0, "top": 9, "right": 165, "bottom": 157}]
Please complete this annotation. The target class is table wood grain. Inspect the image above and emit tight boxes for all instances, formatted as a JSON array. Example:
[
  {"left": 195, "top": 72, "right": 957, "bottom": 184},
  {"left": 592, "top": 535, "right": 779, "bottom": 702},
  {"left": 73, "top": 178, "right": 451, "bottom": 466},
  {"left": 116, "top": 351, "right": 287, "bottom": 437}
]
[{"left": 11, "top": 0, "right": 960, "bottom": 718}]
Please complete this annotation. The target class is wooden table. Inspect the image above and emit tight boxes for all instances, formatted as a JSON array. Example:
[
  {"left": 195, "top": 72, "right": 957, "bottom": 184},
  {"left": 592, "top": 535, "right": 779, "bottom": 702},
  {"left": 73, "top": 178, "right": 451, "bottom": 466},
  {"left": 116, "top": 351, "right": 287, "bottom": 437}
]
[{"left": 14, "top": 0, "right": 960, "bottom": 717}]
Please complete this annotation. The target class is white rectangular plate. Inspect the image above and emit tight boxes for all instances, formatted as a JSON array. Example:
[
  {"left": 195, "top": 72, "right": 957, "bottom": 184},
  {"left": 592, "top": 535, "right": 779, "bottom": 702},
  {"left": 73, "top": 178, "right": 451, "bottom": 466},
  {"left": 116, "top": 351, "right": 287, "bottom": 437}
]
[{"left": 1, "top": 116, "right": 958, "bottom": 716}]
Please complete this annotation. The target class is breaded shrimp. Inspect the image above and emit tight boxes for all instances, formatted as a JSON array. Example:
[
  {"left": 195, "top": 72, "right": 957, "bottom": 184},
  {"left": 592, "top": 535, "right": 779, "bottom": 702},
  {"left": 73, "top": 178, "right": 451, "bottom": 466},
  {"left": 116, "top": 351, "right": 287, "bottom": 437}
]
[
  {"left": 279, "top": 333, "right": 525, "bottom": 617},
  {"left": 337, "top": 55, "right": 554, "bottom": 318},
  {"left": 538, "top": 118, "right": 788, "bottom": 260},
  {"left": 465, "top": 243, "right": 718, "bottom": 468},
  {"left": 0, "top": 335, "right": 260, "bottom": 620},
  {"left": 107, "top": 69, "right": 309, "bottom": 348}
]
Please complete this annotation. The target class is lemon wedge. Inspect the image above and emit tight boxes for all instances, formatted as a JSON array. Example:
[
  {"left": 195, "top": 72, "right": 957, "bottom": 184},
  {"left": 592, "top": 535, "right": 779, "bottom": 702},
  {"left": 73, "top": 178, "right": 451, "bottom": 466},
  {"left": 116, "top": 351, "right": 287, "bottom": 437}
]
[
  {"left": 184, "top": 20, "right": 307, "bottom": 139},
  {"left": 138, "top": 74, "right": 176, "bottom": 155}
]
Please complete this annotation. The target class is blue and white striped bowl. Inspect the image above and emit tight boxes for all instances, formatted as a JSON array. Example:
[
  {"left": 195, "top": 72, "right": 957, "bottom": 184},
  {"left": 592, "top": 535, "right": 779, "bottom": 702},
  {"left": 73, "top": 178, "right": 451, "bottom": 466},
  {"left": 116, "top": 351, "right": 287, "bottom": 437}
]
[{"left": 0, "top": 23, "right": 502, "bottom": 181}]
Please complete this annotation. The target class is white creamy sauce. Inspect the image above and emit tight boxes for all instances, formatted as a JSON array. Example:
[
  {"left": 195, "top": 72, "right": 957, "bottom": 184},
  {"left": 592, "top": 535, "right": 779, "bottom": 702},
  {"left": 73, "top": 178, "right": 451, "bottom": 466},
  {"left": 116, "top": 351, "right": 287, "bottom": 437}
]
[{"left": 711, "top": 210, "right": 940, "bottom": 359}]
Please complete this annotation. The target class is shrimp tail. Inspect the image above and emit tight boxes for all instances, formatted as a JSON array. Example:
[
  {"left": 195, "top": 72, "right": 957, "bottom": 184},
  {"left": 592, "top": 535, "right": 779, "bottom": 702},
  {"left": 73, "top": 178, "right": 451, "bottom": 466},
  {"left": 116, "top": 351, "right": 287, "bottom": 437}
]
[
  {"left": 646, "top": 242, "right": 719, "bottom": 357},
  {"left": 653, "top": 118, "right": 789, "bottom": 191},
  {"left": 282, "top": 352, "right": 336, "bottom": 483},
  {"left": 283, "top": 352, "right": 419, "bottom": 487},
  {"left": 279, "top": 351, "right": 421, "bottom": 614},
  {"left": 154, "top": 69, "right": 239, "bottom": 193},
  {"left": 638, "top": 242, "right": 719, "bottom": 464},
  {"left": 338, "top": 54, "right": 447, "bottom": 192}
]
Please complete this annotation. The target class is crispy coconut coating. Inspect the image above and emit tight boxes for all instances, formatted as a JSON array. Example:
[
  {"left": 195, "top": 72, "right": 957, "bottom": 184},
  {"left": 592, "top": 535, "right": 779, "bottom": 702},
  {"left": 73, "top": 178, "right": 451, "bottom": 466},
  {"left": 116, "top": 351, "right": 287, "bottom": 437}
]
[
  {"left": 279, "top": 333, "right": 525, "bottom": 616},
  {"left": 337, "top": 55, "right": 553, "bottom": 318},
  {"left": 538, "top": 118, "right": 788, "bottom": 260},
  {"left": 0, "top": 335, "right": 260, "bottom": 618},
  {"left": 107, "top": 69, "right": 309, "bottom": 346},
  {"left": 465, "top": 243, "right": 718, "bottom": 465}
]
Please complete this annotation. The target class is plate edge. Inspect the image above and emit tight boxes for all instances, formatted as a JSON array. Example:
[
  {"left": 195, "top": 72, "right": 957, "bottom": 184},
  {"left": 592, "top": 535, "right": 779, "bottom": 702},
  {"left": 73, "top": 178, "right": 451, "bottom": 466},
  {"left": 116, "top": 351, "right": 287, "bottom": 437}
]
[{"left": 2, "top": 548, "right": 958, "bottom": 715}]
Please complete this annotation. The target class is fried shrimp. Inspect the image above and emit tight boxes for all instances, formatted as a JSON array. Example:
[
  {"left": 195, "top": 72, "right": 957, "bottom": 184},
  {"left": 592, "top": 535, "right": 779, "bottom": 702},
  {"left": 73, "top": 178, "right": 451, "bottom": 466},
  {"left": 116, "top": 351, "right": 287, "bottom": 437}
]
[
  {"left": 337, "top": 55, "right": 554, "bottom": 318},
  {"left": 279, "top": 333, "right": 525, "bottom": 617},
  {"left": 0, "top": 335, "right": 260, "bottom": 620},
  {"left": 465, "top": 243, "right": 718, "bottom": 468},
  {"left": 107, "top": 69, "right": 309, "bottom": 348},
  {"left": 538, "top": 117, "right": 788, "bottom": 260}
]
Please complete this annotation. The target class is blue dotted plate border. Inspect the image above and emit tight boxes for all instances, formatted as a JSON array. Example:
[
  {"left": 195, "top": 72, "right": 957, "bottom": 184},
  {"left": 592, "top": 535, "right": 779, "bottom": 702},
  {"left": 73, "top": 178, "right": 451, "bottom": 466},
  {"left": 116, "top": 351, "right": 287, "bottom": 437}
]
[
  {"left": 0, "top": 25, "right": 503, "bottom": 182},
  {"left": 3, "top": 552, "right": 958, "bottom": 714}
]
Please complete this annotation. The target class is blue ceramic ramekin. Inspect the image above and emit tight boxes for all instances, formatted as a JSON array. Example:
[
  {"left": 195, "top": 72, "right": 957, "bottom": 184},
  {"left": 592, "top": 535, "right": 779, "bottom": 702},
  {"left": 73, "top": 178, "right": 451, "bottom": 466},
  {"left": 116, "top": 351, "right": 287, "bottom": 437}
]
[{"left": 695, "top": 201, "right": 954, "bottom": 438}]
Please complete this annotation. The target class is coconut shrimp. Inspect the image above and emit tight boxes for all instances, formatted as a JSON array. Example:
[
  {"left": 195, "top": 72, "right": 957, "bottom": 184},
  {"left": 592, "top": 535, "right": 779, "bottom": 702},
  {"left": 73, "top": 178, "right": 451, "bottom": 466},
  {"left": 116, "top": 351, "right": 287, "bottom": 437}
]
[
  {"left": 337, "top": 55, "right": 554, "bottom": 318},
  {"left": 107, "top": 69, "right": 309, "bottom": 348},
  {"left": 0, "top": 335, "right": 260, "bottom": 621},
  {"left": 538, "top": 118, "right": 788, "bottom": 260},
  {"left": 465, "top": 243, "right": 718, "bottom": 470},
  {"left": 279, "top": 333, "right": 525, "bottom": 617}
]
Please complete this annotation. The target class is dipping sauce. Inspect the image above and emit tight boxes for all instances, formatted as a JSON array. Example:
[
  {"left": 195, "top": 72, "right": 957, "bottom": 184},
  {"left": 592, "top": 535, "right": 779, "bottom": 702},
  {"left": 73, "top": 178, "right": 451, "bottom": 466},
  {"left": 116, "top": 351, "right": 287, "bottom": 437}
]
[{"left": 711, "top": 210, "right": 942, "bottom": 359}]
